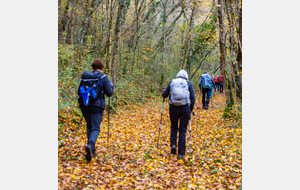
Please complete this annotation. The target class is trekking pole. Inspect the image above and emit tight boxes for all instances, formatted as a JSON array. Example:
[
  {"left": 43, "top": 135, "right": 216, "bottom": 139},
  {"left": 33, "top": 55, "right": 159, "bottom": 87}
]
[
  {"left": 189, "top": 111, "right": 195, "bottom": 157},
  {"left": 66, "top": 116, "right": 83, "bottom": 158},
  {"left": 107, "top": 97, "right": 110, "bottom": 151},
  {"left": 156, "top": 98, "right": 165, "bottom": 149}
]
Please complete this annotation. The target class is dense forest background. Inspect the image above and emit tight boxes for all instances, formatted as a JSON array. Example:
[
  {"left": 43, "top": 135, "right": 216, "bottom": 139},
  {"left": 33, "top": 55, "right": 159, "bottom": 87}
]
[{"left": 58, "top": 0, "right": 242, "bottom": 117}]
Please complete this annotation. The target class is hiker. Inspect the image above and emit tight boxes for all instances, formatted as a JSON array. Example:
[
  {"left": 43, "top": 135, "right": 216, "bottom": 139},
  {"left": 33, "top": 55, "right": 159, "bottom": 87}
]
[
  {"left": 162, "top": 69, "right": 195, "bottom": 159},
  {"left": 211, "top": 75, "right": 215, "bottom": 94},
  {"left": 77, "top": 59, "right": 113, "bottom": 162},
  {"left": 199, "top": 71, "right": 215, "bottom": 110},
  {"left": 219, "top": 75, "right": 223, "bottom": 93},
  {"left": 210, "top": 75, "right": 215, "bottom": 98},
  {"left": 214, "top": 75, "right": 219, "bottom": 92}
]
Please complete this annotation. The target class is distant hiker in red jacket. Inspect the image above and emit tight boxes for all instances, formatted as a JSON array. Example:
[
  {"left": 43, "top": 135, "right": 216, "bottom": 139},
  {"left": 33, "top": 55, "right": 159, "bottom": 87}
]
[
  {"left": 214, "top": 75, "right": 219, "bottom": 92},
  {"left": 219, "top": 75, "right": 223, "bottom": 93}
]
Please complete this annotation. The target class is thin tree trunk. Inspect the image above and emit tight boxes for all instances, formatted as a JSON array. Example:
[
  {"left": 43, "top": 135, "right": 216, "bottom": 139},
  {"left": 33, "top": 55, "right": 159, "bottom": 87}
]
[
  {"left": 130, "top": 0, "right": 140, "bottom": 71},
  {"left": 159, "top": 0, "right": 167, "bottom": 88},
  {"left": 106, "top": 0, "right": 113, "bottom": 74},
  {"left": 71, "top": 11, "right": 74, "bottom": 45},
  {"left": 187, "top": 5, "right": 197, "bottom": 75},
  {"left": 61, "top": 0, "right": 73, "bottom": 44},
  {"left": 180, "top": 3, "right": 196, "bottom": 69}
]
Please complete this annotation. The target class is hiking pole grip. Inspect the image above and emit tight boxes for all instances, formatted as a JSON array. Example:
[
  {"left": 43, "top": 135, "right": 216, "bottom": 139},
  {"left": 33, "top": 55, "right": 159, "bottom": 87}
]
[
  {"left": 66, "top": 116, "right": 83, "bottom": 158},
  {"left": 157, "top": 98, "right": 165, "bottom": 149}
]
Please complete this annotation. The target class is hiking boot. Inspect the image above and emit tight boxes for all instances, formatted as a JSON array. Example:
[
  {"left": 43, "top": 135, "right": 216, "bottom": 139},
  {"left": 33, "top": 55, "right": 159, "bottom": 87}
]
[
  {"left": 178, "top": 155, "right": 184, "bottom": 159},
  {"left": 85, "top": 144, "right": 93, "bottom": 162},
  {"left": 171, "top": 145, "right": 176, "bottom": 154},
  {"left": 205, "top": 106, "right": 208, "bottom": 110}
]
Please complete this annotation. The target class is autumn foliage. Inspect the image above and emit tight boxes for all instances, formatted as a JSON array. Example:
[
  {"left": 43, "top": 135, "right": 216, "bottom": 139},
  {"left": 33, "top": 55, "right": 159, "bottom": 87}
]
[{"left": 58, "top": 93, "right": 242, "bottom": 189}]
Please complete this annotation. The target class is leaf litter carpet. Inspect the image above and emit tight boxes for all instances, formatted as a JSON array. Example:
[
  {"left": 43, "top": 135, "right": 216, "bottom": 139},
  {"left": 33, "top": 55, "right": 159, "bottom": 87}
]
[{"left": 58, "top": 93, "right": 242, "bottom": 189}]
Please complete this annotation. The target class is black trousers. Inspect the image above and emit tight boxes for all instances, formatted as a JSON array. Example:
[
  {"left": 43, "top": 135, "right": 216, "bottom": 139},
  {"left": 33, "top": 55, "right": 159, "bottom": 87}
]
[
  {"left": 215, "top": 82, "right": 219, "bottom": 91},
  {"left": 80, "top": 106, "right": 103, "bottom": 154},
  {"left": 169, "top": 104, "right": 191, "bottom": 155},
  {"left": 201, "top": 88, "right": 211, "bottom": 107},
  {"left": 219, "top": 82, "right": 223, "bottom": 92}
]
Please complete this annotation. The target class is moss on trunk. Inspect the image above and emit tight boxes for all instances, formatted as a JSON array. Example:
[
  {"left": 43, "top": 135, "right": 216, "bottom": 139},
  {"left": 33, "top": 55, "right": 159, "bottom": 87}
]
[{"left": 223, "top": 69, "right": 235, "bottom": 118}]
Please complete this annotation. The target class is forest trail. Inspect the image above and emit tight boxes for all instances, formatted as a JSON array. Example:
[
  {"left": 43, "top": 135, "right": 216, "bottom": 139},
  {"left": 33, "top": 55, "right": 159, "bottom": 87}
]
[{"left": 58, "top": 93, "right": 242, "bottom": 189}]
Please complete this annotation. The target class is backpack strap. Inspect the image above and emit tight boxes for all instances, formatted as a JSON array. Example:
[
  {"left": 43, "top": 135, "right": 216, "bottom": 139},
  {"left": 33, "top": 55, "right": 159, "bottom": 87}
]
[{"left": 98, "top": 74, "right": 106, "bottom": 87}]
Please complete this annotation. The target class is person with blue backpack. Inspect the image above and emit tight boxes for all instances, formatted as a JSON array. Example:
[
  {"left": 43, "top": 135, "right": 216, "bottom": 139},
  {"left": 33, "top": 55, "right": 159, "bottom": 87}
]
[
  {"left": 199, "top": 71, "right": 215, "bottom": 110},
  {"left": 77, "top": 59, "right": 113, "bottom": 162},
  {"left": 162, "top": 69, "right": 195, "bottom": 159}
]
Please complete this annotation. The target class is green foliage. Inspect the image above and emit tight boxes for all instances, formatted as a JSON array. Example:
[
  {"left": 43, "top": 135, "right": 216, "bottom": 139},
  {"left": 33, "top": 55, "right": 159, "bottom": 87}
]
[{"left": 58, "top": 44, "right": 92, "bottom": 110}]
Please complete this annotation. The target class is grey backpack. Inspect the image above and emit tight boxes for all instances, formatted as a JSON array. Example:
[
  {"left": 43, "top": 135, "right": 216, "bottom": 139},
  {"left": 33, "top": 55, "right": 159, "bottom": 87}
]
[{"left": 169, "top": 78, "right": 190, "bottom": 106}]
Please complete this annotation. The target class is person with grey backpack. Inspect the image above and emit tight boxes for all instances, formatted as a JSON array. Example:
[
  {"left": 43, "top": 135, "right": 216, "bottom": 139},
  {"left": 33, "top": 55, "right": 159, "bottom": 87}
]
[
  {"left": 161, "top": 69, "right": 195, "bottom": 159},
  {"left": 199, "top": 71, "right": 215, "bottom": 110}
]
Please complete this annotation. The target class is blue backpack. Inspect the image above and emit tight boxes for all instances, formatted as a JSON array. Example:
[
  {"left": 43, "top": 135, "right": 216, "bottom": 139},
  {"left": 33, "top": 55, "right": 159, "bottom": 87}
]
[
  {"left": 78, "top": 71, "right": 106, "bottom": 107},
  {"left": 201, "top": 74, "right": 212, "bottom": 88}
]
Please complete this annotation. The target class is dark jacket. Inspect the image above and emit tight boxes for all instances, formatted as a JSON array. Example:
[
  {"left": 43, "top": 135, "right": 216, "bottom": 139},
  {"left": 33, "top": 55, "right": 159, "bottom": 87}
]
[
  {"left": 78, "top": 70, "right": 113, "bottom": 109},
  {"left": 162, "top": 77, "right": 195, "bottom": 112},
  {"left": 199, "top": 74, "right": 215, "bottom": 88}
]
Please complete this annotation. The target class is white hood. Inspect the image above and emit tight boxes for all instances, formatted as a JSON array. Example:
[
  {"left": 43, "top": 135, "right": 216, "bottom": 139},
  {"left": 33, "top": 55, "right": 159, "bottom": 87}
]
[{"left": 176, "top": 69, "right": 188, "bottom": 80}]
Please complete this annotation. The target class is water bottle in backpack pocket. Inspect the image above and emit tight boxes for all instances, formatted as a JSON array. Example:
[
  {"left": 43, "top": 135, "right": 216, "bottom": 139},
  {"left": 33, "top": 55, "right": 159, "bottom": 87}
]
[{"left": 169, "top": 78, "right": 190, "bottom": 106}]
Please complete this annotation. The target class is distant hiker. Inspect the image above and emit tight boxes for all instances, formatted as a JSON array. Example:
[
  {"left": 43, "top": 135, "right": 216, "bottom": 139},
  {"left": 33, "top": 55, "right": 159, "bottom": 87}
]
[
  {"left": 219, "top": 75, "right": 223, "bottom": 93},
  {"left": 214, "top": 75, "right": 219, "bottom": 92},
  {"left": 162, "top": 69, "right": 195, "bottom": 159},
  {"left": 210, "top": 75, "right": 215, "bottom": 98},
  {"left": 77, "top": 59, "right": 113, "bottom": 162},
  {"left": 199, "top": 71, "right": 215, "bottom": 110},
  {"left": 211, "top": 75, "right": 215, "bottom": 94}
]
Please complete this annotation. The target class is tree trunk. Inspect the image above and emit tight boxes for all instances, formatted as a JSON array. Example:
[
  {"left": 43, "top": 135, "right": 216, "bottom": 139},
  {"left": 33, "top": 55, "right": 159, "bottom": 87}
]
[
  {"left": 237, "top": 0, "right": 242, "bottom": 99},
  {"left": 59, "top": 0, "right": 73, "bottom": 43},
  {"left": 226, "top": 0, "right": 240, "bottom": 98},
  {"left": 218, "top": 0, "right": 234, "bottom": 115},
  {"left": 58, "top": 0, "right": 63, "bottom": 42},
  {"left": 111, "top": 0, "right": 131, "bottom": 104},
  {"left": 106, "top": 0, "right": 113, "bottom": 74},
  {"left": 58, "top": 0, "right": 62, "bottom": 14}
]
